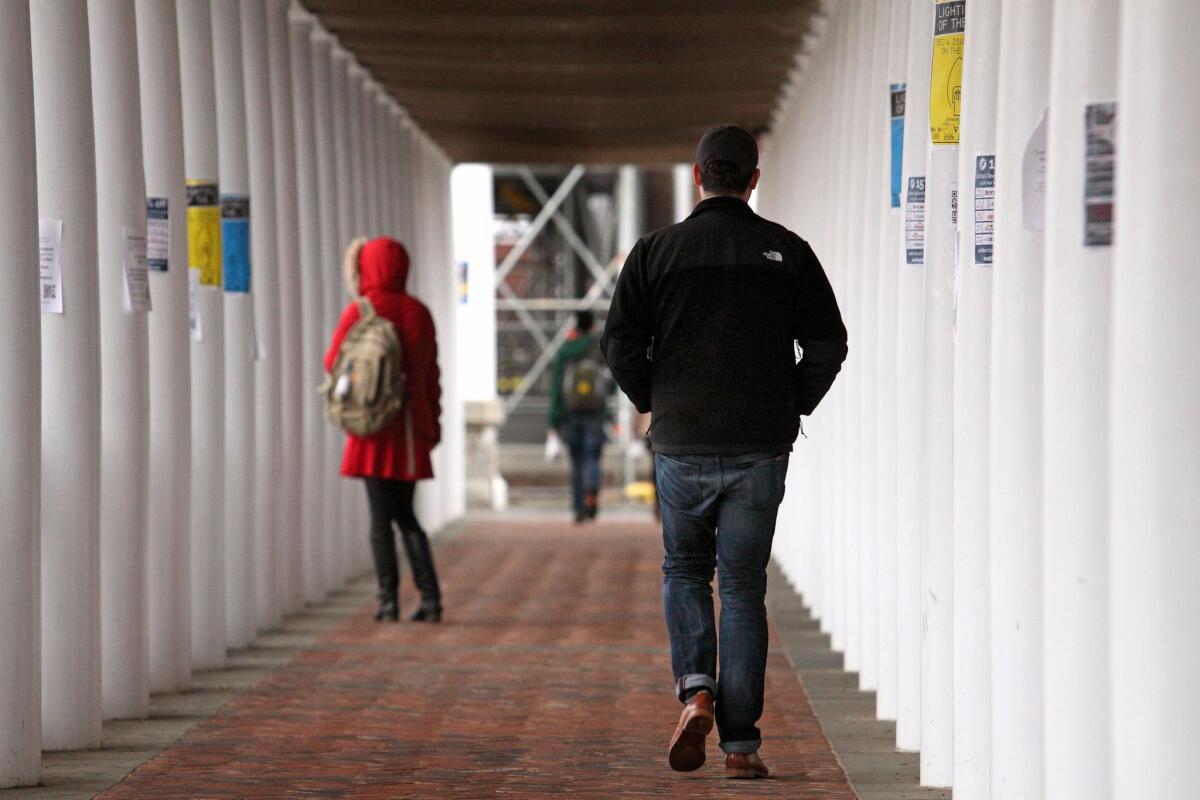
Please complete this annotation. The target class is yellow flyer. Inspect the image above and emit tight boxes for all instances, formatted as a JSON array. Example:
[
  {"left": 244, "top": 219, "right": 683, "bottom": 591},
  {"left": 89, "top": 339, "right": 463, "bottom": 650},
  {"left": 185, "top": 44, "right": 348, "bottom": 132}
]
[
  {"left": 929, "top": 0, "right": 965, "bottom": 144},
  {"left": 186, "top": 180, "right": 222, "bottom": 287}
]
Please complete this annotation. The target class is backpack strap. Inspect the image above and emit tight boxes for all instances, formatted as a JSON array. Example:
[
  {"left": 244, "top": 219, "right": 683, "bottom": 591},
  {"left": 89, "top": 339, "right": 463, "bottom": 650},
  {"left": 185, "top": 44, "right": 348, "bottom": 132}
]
[{"left": 355, "top": 296, "right": 376, "bottom": 321}]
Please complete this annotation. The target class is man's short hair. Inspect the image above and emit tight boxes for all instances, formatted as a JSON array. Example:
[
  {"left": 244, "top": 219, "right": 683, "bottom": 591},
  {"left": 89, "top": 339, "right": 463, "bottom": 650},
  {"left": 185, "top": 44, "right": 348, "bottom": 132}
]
[
  {"left": 699, "top": 159, "right": 754, "bottom": 195},
  {"left": 576, "top": 310, "right": 595, "bottom": 332}
]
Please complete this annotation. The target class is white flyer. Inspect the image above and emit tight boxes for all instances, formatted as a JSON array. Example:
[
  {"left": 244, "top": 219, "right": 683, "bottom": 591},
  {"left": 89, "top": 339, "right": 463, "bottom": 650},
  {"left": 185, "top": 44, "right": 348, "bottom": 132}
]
[
  {"left": 39, "top": 218, "right": 64, "bottom": 314},
  {"left": 123, "top": 225, "right": 151, "bottom": 312},
  {"left": 188, "top": 268, "right": 202, "bottom": 342},
  {"left": 1023, "top": 109, "right": 1049, "bottom": 231},
  {"left": 146, "top": 197, "right": 169, "bottom": 271}
]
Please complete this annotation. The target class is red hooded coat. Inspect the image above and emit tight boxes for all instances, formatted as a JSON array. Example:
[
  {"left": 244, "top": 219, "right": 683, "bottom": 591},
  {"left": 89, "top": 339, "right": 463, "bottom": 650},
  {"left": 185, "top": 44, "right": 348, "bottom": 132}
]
[{"left": 324, "top": 237, "right": 441, "bottom": 481}]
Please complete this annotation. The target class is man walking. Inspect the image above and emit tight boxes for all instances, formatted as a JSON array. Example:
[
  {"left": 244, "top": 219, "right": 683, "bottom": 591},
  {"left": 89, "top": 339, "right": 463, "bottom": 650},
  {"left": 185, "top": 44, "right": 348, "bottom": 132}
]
[
  {"left": 601, "top": 126, "right": 847, "bottom": 778},
  {"left": 549, "top": 310, "right": 610, "bottom": 523}
]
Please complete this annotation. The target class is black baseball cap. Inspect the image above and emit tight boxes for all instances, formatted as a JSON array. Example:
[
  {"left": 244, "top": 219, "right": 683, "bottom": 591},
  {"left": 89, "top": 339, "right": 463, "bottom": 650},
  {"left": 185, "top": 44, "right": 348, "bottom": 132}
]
[{"left": 696, "top": 125, "right": 758, "bottom": 175}]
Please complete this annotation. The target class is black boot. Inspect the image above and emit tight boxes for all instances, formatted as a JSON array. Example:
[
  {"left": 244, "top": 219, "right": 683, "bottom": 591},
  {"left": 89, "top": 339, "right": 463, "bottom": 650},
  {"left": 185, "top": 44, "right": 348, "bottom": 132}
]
[
  {"left": 409, "top": 600, "right": 442, "bottom": 623},
  {"left": 374, "top": 590, "right": 399, "bottom": 622},
  {"left": 370, "top": 524, "right": 401, "bottom": 623},
  {"left": 400, "top": 526, "right": 442, "bottom": 623}
]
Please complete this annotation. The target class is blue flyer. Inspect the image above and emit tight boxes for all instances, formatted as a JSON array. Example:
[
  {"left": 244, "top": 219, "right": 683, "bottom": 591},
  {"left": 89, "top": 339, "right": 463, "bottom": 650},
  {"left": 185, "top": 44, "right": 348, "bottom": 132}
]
[{"left": 221, "top": 195, "right": 251, "bottom": 293}]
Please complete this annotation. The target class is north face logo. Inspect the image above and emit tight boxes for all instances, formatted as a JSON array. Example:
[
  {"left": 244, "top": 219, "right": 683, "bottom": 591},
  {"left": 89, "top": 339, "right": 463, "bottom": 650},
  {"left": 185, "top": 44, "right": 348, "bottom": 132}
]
[{"left": 763, "top": 250, "right": 783, "bottom": 262}]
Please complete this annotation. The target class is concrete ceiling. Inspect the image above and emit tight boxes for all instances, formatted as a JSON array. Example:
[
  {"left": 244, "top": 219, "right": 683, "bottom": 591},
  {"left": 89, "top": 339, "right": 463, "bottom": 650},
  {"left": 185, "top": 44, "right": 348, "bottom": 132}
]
[{"left": 303, "top": 0, "right": 820, "bottom": 164}]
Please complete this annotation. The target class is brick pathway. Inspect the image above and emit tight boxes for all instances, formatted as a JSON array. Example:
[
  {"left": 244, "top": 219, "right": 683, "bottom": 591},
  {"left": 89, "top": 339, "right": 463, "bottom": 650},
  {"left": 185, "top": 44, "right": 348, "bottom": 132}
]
[{"left": 100, "top": 515, "right": 856, "bottom": 799}]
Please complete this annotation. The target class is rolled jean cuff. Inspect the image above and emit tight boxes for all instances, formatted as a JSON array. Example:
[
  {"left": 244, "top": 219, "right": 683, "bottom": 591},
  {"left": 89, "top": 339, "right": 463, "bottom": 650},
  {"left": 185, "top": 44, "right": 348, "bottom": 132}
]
[
  {"left": 675, "top": 674, "right": 717, "bottom": 702},
  {"left": 720, "top": 739, "right": 761, "bottom": 755}
]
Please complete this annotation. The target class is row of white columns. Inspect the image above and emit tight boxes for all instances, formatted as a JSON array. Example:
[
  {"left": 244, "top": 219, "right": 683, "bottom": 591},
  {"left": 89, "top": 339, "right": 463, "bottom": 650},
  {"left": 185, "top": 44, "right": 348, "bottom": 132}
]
[
  {"left": 0, "top": 0, "right": 461, "bottom": 787},
  {"left": 759, "top": 1, "right": 1199, "bottom": 798}
]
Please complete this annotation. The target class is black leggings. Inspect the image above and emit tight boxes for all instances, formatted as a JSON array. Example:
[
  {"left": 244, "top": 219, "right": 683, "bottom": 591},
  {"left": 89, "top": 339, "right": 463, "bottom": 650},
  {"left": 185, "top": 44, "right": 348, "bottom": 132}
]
[{"left": 363, "top": 478, "right": 441, "bottom": 605}]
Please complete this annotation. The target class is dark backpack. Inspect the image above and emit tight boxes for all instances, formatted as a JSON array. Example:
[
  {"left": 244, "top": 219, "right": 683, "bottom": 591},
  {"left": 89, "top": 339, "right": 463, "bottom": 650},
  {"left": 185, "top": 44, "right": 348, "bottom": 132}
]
[{"left": 563, "top": 340, "right": 609, "bottom": 413}]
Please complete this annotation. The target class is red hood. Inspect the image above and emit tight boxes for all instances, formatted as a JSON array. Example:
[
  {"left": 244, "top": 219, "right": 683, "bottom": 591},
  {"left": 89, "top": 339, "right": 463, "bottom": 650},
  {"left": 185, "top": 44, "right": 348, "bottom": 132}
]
[{"left": 356, "top": 237, "right": 410, "bottom": 295}]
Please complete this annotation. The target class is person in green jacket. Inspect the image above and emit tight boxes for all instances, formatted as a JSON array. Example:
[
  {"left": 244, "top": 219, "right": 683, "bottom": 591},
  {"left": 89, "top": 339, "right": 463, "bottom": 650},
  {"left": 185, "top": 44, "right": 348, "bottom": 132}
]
[{"left": 548, "top": 310, "right": 610, "bottom": 522}]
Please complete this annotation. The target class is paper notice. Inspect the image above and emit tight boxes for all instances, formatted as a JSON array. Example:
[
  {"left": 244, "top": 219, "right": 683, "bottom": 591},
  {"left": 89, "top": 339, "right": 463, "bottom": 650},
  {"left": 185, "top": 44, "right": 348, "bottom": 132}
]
[
  {"left": 929, "top": 0, "right": 965, "bottom": 145},
  {"left": 221, "top": 195, "right": 251, "bottom": 293},
  {"left": 186, "top": 180, "right": 221, "bottom": 286},
  {"left": 123, "top": 225, "right": 151, "bottom": 312},
  {"left": 1084, "top": 102, "right": 1116, "bottom": 247},
  {"left": 39, "top": 218, "right": 64, "bottom": 314},
  {"left": 974, "top": 154, "right": 996, "bottom": 266},
  {"left": 188, "top": 268, "right": 202, "bottom": 342},
  {"left": 905, "top": 176, "right": 926, "bottom": 266},
  {"left": 890, "top": 83, "right": 906, "bottom": 208},
  {"left": 1023, "top": 110, "right": 1049, "bottom": 231},
  {"left": 147, "top": 197, "right": 169, "bottom": 271}
]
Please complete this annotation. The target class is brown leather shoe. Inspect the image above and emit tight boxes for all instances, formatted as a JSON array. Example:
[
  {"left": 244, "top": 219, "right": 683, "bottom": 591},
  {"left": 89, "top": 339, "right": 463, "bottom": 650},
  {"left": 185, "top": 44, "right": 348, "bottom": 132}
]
[
  {"left": 667, "top": 691, "right": 714, "bottom": 772},
  {"left": 725, "top": 751, "right": 770, "bottom": 779}
]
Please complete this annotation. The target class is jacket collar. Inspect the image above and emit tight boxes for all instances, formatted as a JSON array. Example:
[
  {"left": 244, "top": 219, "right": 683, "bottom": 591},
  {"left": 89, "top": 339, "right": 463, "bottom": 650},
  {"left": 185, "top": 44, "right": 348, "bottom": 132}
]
[{"left": 687, "top": 195, "right": 755, "bottom": 220}]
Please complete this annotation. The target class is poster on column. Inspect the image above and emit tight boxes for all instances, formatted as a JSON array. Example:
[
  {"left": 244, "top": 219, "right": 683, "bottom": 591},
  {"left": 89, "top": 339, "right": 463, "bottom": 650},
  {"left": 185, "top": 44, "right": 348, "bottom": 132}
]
[
  {"left": 905, "top": 176, "right": 926, "bottom": 265},
  {"left": 1022, "top": 110, "right": 1049, "bottom": 231},
  {"left": 38, "top": 218, "right": 64, "bottom": 314},
  {"left": 188, "top": 269, "right": 202, "bottom": 342},
  {"left": 146, "top": 197, "right": 169, "bottom": 271},
  {"left": 974, "top": 154, "right": 995, "bottom": 266},
  {"left": 220, "top": 195, "right": 250, "bottom": 293},
  {"left": 1083, "top": 102, "right": 1116, "bottom": 247},
  {"left": 122, "top": 225, "right": 151, "bottom": 312},
  {"left": 929, "top": 0, "right": 965, "bottom": 145},
  {"left": 186, "top": 180, "right": 221, "bottom": 286},
  {"left": 890, "top": 83, "right": 906, "bottom": 208}
]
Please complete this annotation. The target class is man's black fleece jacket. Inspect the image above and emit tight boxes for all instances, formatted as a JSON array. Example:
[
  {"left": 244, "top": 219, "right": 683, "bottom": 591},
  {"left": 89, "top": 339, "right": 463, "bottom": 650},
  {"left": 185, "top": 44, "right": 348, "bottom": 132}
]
[{"left": 601, "top": 196, "right": 848, "bottom": 455}]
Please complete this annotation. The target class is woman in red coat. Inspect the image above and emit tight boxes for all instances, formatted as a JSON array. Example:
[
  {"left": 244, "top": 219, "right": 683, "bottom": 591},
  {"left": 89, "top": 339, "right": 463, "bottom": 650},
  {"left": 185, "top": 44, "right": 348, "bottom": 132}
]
[{"left": 325, "top": 237, "right": 443, "bottom": 623}]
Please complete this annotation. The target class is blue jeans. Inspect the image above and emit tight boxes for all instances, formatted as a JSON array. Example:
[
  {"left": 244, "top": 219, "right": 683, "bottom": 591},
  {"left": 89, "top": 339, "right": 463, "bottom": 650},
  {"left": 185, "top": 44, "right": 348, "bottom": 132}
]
[
  {"left": 563, "top": 413, "right": 604, "bottom": 513},
  {"left": 655, "top": 451, "right": 789, "bottom": 754}
]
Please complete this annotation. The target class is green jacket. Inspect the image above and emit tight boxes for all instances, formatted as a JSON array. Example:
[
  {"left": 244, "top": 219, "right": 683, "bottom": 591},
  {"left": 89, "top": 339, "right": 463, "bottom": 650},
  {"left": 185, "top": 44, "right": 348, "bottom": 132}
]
[{"left": 548, "top": 332, "right": 603, "bottom": 429}]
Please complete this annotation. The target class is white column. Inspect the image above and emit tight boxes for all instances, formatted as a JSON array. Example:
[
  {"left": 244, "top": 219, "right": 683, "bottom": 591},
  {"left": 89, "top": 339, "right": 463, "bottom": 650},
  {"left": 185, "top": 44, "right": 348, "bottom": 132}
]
[
  {"left": 1109, "top": 3, "right": 1199, "bottom": 799},
  {"left": 362, "top": 81, "right": 382, "bottom": 237},
  {"left": 953, "top": 1, "right": 1002, "bottom": 796},
  {"left": 0, "top": 0, "right": 41, "bottom": 785},
  {"left": 242, "top": 0, "right": 282, "bottom": 631},
  {"left": 918, "top": 0, "right": 962, "bottom": 784},
  {"left": 310, "top": 27, "right": 341, "bottom": 594},
  {"left": 836, "top": 6, "right": 866, "bottom": 675},
  {"left": 453, "top": 165, "right": 498, "bottom": 404},
  {"left": 990, "top": 2, "right": 1052, "bottom": 797},
  {"left": 895, "top": 0, "right": 933, "bottom": 753},
  {"left": 814, "top": 8, "right": 843, "bottom": 642},
  {"left": 177, "top": 0, "right": 227, "bottom": 670},
  {"left": 855, "top": 0, "right": 888, "bottom": 696},
  {"left": 347, "top": 63, "right": 367, "bottom": 238},
  {"left": 672, "top": 163, "right": 694, "bottom": 222},
  {"left": 31, "top": 0, "right": 103, "bottom": 749},
  {"left": 90, "top": 0, "right": 152, "bottom": 721},
  {"left": 266, "top": 0, "right": 304, "bottom": 614},
  {"left": 331, "top": 46, "right": 357, "bottom": 585},
  {"left": 875, "top": 0, "right": 909, "bottom": 724},
  {"left": 211, "top": 0, "right": 256, "bottom": 650},
  {"left": 136, "top": 0, "right": 192, "bottom": 696},
  {"left": 1041, "top": 3, "right": 1118, "bottom": 799},
  {"left": 396, "top": 108, "right": 410, "bottom": 241},
  {"left": 347, "top": 62, "right": 371, "bottom": 575},
  {"left": 378, "top": 98, "right": 397, "bottom": 237},
  {"left": 289, "top": 6, "right": 325, "bottom": 603}
]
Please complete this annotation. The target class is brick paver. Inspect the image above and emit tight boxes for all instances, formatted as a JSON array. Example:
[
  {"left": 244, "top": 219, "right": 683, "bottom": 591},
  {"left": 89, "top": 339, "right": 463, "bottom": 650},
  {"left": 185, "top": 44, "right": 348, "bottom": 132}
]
[{"left": 100, "top": 516, "right": 856, "bottom": 799}]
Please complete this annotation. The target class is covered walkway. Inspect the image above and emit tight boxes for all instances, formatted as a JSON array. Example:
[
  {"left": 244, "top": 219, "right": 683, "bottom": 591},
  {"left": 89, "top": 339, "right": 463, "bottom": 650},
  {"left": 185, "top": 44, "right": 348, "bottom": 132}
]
[
  {"left": 19, "top": 515, "right": 873, "bottom": 799},
  {"left": 2, "top": 1, "right": 1198, "bottom": 798}
]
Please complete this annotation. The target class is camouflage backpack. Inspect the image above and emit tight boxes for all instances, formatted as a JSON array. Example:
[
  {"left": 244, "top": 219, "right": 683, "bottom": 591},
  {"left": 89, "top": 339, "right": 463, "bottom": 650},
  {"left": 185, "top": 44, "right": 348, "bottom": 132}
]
[{"left": 323, "top": 297, "right": 406, "bottom": 436}]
